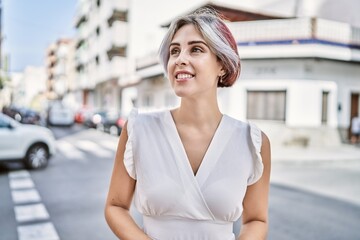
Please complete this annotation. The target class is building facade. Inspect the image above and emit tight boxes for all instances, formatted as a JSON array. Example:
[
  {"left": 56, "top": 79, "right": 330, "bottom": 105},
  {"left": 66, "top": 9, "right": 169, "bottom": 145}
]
[
  {"left": 10, "top": 67, "right": 47, "bottom": 111},
  {"left": 73, "top": 0, "right": 360, "bottom": 146},
  {"left": 74, "top": 0, "right": 129, "bottom": 111},
  {"left": 132, "top": 3, "right": 360, "bottom": 147},
  {"left": 46, "top": 39, "right": 77, "bottom": 110}
]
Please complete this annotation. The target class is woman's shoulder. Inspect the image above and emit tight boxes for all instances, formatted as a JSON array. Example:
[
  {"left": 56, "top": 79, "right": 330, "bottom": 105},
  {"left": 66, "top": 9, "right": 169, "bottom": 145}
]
[
  {"left": 224, "top": 114, "right": 249, "bottom": 130},
  {"left": 130, "top": 108, "right": 168, "bottom": 124}
]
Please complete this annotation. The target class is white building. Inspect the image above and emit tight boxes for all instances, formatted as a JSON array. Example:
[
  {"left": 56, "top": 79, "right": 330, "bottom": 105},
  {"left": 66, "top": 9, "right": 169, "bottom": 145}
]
[
  {"left": 46, "top": 39, "right": 77, "bottom": 110},
  {"left": 73, "top": 0, "right": 360, "bottom": 146},
  {"left": 131, "top": 1, "right": 360, "bottom": 147},
  {"left": 11, "top": 66, "right": 47, "bottom": 111},
  {"left": 74, "top": 0, "right": 130, "bottom": 111}
]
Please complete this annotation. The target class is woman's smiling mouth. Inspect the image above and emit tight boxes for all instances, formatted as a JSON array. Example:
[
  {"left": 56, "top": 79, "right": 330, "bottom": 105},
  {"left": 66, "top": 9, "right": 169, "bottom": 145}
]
[{"left": 175, "top": 72, "right": 195, "bottom": 82}]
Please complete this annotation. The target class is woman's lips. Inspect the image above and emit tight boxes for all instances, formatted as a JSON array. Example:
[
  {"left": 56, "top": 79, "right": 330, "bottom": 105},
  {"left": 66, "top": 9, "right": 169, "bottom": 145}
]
[{"left": 175, "top": 72, "right": 194, "bottom": 82}]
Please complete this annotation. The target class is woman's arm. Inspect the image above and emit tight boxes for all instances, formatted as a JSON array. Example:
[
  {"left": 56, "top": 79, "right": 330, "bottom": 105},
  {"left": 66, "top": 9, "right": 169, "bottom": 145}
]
[
  {"left": 105, "top": 122, "right": 151, "bottom": 240},
  {"left": 238, "top": 132, "right": 271, "bottom": 240}
]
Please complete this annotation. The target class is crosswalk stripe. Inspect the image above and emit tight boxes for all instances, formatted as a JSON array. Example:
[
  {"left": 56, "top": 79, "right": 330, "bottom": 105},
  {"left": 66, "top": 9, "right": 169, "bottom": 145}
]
[
  {"left": 9, "top": 170, "right": 31, "bottom": 179},
  {"left": 8, "top": 171, "right": 60, "bottom": 240},
  {"left": 98, "top": 139, "right": 118, "bottom": 151},
  {"left": 14, "top": 203, "right": 50, "bottom": 223},
  {"left": 56, "top": 140, "right": 87, "bottom": 161},
  {"left": 17, "top": 222, "right": 60, "bottom": 240},
  {"left": 11, "top": 189, "right": 41, "bottom": 205},
  {"left": 76, "top": 140, "right": 114, "bottom": 158},
  {"left": 10, "top": 178, "right": 35, "bottom": 189}
]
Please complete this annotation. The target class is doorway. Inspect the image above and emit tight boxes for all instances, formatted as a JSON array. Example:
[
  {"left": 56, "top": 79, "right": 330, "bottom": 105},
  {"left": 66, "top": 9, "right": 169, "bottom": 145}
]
[{"left": 349, "top": 93, "right": 359, "bottom": 139}]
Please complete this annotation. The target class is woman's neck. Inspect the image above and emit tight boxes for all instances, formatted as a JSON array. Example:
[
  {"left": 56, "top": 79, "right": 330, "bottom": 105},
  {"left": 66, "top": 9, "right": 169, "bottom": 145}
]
[{"left": 171, "top": 98, "right": 222, "bottom": 128}]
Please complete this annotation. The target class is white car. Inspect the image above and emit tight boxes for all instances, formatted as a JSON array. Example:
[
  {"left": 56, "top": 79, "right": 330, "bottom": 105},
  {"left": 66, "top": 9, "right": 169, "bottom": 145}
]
[
  {"left": 0, "top": 113, "right": 56, "bottom": 169},
  {"left": 47, "top": 102, "right": 75, "bottom": 126}
]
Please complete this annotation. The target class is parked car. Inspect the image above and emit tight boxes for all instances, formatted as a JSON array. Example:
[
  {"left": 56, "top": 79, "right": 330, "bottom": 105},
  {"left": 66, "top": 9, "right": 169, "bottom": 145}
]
[
  {"left": 47, "top": 102, "right": 75, "bottom": 126},
  {"left": 83, "top": 110, "right": 107, "bottom": 129},
  {"left": 74, "top": 106, "right": 94, "bottom": 124},
  {"left": 97, "top": 110, "right": 126, "bottom": 136},
  {"left": 2, "top": 105, "right": 42, "bottom": 125},
  {"left": 0, "top": 113, "right": 56, "bottom": 169}
]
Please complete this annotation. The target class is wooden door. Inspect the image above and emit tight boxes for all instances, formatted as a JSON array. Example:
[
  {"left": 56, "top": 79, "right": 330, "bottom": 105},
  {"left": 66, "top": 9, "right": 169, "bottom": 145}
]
[{"left": 349, "top": 93, "right": 359, "bottom": 139}]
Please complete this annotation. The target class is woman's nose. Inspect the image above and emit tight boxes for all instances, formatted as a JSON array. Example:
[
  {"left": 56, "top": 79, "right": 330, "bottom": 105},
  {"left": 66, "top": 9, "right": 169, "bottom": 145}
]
[{"left": 175, "top": 52, "right": 188, "bottom": 66}]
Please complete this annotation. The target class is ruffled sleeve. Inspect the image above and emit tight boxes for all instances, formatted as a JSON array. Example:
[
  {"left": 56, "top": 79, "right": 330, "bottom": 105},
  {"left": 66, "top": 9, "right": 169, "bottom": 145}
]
[
  {"left": 124, "top": 108, "right": 138, "bottom": 179},
  {"left": 247, "top": 122, "right": 264, "bottom": 185}
]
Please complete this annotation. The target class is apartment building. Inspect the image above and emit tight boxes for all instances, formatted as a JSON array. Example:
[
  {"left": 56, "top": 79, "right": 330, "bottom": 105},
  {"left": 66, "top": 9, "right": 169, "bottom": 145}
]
[
  {"left": 132, "top": 1, "right": 360, "bottom": 147},
  {"left": 74, "top": 0, "right": 129, "bottom": 111},
  {"left": 46, "top": 39, "right": 76, "bottom": 109},
  {"left": 73, "top": 0, "right": 360, "bottom": 146}
]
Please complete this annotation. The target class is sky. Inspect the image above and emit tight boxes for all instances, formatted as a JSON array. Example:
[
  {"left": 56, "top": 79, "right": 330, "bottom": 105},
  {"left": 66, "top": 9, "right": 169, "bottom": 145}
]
[{"left": 2, "top": 0, "right": 77, "bottom": 72}]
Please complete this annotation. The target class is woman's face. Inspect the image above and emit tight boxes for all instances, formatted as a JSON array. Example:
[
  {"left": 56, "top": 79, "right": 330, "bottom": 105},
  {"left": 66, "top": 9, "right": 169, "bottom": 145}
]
[{"left": 167, "top": 24, "right": 224, "bottom": 98}]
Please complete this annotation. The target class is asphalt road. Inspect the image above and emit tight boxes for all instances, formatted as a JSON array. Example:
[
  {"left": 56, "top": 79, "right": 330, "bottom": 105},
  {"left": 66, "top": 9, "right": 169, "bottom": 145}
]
[{"left": 0, "top": 125, "right": 359, "bottom": 240}]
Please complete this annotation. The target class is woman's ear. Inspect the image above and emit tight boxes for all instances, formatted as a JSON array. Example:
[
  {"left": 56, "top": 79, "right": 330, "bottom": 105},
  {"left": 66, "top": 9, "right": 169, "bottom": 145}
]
[{"left": 219, "top": 69, "right": 226, "bottom": 77}]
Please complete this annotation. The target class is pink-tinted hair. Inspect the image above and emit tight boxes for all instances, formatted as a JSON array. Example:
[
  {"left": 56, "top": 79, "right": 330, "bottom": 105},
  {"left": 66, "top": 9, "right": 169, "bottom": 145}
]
[{"left": 158, "top": 8, "right": 241, "bottom": 87}]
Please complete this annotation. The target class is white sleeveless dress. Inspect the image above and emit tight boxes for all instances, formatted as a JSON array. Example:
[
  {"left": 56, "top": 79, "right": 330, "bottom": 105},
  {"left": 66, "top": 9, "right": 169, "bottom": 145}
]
[{"left": 124, "top": 109, "right": 263, "bottom": 240}]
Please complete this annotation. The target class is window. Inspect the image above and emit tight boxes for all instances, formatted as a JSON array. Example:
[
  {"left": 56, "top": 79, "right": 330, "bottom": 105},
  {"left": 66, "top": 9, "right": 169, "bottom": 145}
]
[
  {"left": 95, "top": 55, "right": 100, "bottom": 65},
  {"left": 96, "top": 26, "right": 100, "bottom": 36},
  {"left": 96, "top": 0, "right": 101, "bottom": 7},
  {"left": 247, "top": 90, "right": 286, "bottom": 121},
  {"left": 322, "top": 91, "right": 329, "bottom": 123}
]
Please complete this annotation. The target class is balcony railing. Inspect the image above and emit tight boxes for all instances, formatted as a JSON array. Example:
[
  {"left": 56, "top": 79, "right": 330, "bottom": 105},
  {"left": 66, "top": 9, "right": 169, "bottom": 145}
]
[
  {"left": 227, "top": 18, "right": 360, "bottom": 47},
  {"left": 108, "top": 10, "right": 128, "bottom": 27}
]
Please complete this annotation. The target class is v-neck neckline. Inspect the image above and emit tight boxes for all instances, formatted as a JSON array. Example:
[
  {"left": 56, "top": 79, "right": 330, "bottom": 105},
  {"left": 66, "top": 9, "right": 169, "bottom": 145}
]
[{"left": 165, "top": 110, "right": 226, "bottom": 179}]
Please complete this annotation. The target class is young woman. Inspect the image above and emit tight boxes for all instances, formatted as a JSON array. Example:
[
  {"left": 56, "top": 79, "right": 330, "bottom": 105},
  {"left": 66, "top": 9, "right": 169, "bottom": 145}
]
[{"left": 105, "top": 9, "right": 271, "bottom": 240}]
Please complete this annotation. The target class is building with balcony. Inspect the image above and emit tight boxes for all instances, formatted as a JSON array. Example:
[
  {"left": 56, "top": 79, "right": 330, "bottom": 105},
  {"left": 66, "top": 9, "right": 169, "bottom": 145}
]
[
  {"left": 46, "top": 38, "right": 76, "bottom": 109},
  {"left": 72, "top": 0, "right": 360, "bottom": 146},
  {"left": 74, "top": 0, "right": 129, "bottom": 111},
  {"left": 133, "top": 1, "right": 360, "bottom": 147}
]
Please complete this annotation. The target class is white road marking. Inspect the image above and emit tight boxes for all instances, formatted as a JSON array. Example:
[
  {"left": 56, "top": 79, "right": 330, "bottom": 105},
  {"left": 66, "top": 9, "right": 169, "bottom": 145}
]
[
  {"left": 9, "top": 170, "right": 31, "bottom": 179},
  {"left": 11, "top": 189, "right": 41, "bottom": 204},
  {"left": 14, "top": 203, "right": 50, "bottom": 223},
  {"left": 10, "top": 178, "right": 35, "bottom": 189},
  {"left": 76, "top": 140, "right": 113, "bottom": 158},
  {"left": 98, "top": 139, "right": 117, "bottom": 151},
  {"left": 56, "top": 140, "right": 86, "bottom": 161},
  {"left": 17, "top": 222, "right": 60, "bottom": 240},
  {"left": 8, "top": 171, "right": 61, "bottom": 240}
]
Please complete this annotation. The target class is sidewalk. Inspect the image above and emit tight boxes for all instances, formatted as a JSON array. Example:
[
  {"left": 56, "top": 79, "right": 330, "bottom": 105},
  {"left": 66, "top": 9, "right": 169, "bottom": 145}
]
[
  {"left": 272, "top": 143, "right": 360, "bottom": 162},
  {"left": 271, "top": 143, "right": 360, "bottom": 206}
]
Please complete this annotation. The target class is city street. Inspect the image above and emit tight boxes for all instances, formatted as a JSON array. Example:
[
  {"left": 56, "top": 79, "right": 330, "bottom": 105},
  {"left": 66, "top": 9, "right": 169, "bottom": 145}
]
[{"left": 0, "top": 126, "right": 359, "bottom": 240}]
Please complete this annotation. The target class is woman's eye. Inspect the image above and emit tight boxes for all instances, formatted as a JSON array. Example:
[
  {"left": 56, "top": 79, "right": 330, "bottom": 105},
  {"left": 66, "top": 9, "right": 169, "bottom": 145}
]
[
  {"left": 192, "top": 47, "right": 203, "bottom": 53},
  {"left": 170, "top": 48, "right": 180, "bottom": 55}
]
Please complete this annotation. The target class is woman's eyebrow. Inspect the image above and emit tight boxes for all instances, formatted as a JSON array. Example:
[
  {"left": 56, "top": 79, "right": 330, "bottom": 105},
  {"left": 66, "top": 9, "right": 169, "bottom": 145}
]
[
  {"left": 188, "top": 40, "right": 208, "bottom": 47},
  {"left": 169, "top": 40, "right": 208, "bottom": 47},
  {"left": 169, "top": 42, "right": 180, "bottom": 47}
]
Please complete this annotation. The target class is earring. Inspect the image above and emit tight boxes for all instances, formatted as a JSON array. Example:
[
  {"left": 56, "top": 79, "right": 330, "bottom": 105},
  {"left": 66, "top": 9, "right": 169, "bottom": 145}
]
[{"left": 219, "top": 75, "right": 224, "bottom": 83}]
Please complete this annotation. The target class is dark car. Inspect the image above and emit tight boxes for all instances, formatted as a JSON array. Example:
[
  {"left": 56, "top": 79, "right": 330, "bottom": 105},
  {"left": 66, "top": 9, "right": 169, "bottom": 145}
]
[
  {"left": 2, "top": 106, "right": 41, "bottom": 125},
  {"left": 83, "top": 110, "right": 107, "bottom": 128},
  {"left": 97, "top": 110, "right": 125, "bottom": 136}
]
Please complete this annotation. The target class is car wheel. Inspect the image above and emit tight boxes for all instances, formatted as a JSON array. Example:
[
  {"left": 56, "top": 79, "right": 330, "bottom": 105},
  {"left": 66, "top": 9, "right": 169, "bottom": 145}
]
[
  {"left": 109, "top": 125, "right": 119, "bottom": 136},
  {"left": 24, "top": 144, "right": 49, "bottom": 169}
]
